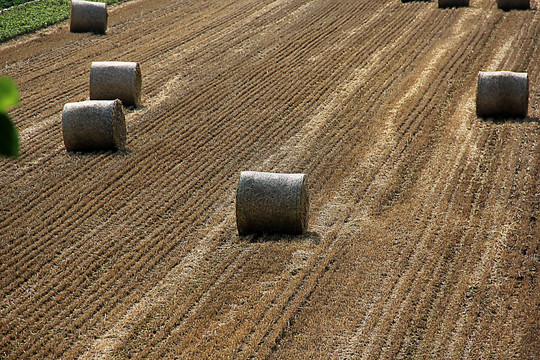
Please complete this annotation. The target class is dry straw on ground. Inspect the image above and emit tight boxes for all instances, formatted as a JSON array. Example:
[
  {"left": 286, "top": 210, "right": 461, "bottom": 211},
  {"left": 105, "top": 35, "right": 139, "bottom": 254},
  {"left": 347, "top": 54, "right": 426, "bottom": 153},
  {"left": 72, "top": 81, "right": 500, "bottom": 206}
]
[
  {"left": 438, "top": 0, "right": 469, "bottom": 7},
  {"left": 90, "top": 62, "right": 142, "bottom": 108},
  {"left": 62, "top": 99, "right": 126, "bottom": 152},
  {"left": 476, "top": 71, "right": 529, "bottom": 118},
  {"left": 70, "top": 0, "right": 108, "bottom": 34},
  {"left": 236, "top": 171, "right": 309, "bottom": 235},
  {"left": 497, "top": 0, "right": 530, "bottom": 10}
]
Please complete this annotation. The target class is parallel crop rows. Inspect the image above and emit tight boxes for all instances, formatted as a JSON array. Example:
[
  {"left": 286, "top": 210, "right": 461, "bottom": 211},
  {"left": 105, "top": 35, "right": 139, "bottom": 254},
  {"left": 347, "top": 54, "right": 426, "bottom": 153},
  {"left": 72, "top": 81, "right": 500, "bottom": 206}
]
[{"left": 0, "top": 0, "right": 538, "bottom": 359}]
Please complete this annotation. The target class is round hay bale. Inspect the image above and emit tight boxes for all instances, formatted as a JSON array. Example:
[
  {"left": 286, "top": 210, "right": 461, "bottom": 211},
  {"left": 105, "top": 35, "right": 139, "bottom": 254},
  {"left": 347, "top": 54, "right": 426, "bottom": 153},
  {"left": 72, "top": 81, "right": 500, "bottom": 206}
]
[
  {"left": 497, "top": 0, "right": 529, "bottom": 10},
  {"left": 476, "top": 71, "right": 528, "bottom": 118},
  {"left": 70, "top": 0, "right": 107, "bottom": 34},
  {"left": 90, "top": 62, "right": 142, "bottom": 108},
  {"left": 438, "top": 0, "right": 469, "bottom": 7},
  {"left": 62, "top": 100, "right": 126, "bottom": 152},
  {"left": 236, "top": 171, "right": 309, "bottom": 236}
]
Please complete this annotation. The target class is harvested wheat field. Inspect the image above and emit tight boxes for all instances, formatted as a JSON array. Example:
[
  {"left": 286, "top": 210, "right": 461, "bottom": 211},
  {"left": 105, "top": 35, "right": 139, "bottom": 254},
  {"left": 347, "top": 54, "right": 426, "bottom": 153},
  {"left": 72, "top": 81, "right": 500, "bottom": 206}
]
[{"left": 1, "top": 0, "right": 539, "bottom": 358}]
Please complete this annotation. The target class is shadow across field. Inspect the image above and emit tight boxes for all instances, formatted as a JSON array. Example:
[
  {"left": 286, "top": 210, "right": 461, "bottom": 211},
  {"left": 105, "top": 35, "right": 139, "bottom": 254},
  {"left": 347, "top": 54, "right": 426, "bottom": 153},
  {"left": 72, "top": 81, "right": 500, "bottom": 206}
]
[
  {"left": 481, "top": 116, "right": 539, "bottom": 124},
  {"left": 247, "top": 231, "right": 321, "bottom": 244},
  {"left": 66, "top": 149, "right": 132, "bottom": 157}
]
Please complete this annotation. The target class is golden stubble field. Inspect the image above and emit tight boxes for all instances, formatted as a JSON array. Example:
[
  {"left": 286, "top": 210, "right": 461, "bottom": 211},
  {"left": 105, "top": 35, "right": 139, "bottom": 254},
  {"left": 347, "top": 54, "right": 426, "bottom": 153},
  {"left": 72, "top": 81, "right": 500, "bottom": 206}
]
[{"left": 0, "top": 0, "right": 538, "bottom": 358}]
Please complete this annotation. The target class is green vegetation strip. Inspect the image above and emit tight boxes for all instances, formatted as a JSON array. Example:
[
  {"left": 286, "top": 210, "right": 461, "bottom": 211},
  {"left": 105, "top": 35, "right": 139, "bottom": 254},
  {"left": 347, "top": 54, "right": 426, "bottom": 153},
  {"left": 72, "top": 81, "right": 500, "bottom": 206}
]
[
  {"left": 1, "top": 0, "right": 33, "bottom": 10},
  {"left": 0, "top": 0, "right": 125, "bottom": 43}
]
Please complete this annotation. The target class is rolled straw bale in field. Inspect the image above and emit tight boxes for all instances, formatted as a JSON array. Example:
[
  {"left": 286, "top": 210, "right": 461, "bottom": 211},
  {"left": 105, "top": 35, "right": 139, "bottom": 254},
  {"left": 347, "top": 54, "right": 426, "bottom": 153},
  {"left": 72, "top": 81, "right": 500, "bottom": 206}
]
[
  {"left": 62, "top": 100, "right": 126, "bottom": 152},
  {"left": 70, "top": 0, "right": 107, "bottom": 34},
  {"left": 438, "top": 0, "right": 469, "bottom": 7},
  {"left": 497, "top": 0, "right": 529, "bottom": 10},
  {"left": 90, "top": 62, "right": 142, "bottom": 107},
  {"left": 236, "top": 171, "right": 309, "bottom": 235},
  {"left": 476, "top": 71, "right": 528, "bottom": 118}
]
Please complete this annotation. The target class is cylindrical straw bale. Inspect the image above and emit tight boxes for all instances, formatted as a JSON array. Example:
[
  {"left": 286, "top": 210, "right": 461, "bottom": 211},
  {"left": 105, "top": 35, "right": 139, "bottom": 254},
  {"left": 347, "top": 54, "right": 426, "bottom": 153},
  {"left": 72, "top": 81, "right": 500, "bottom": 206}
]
[
  {"left": 70, "top": 0, "right": 107, "bottom": 34},
  {"left": 476, "top": 71, "right": 528, "bottom": 118},
  {"left": 62, "top": 100, "right": 126, "bottom": 152},
  {"left": 236, "top": 171, "right": 309, "bottom": 236},
  {"left": 90, "top": 61, "right": 142, "bottom": 108},
  {"left": 438, "top": 0, "right": 469, "bottom": 7},
  {"left": 496, "top": 0, "right": 529, "bottom": 10}
]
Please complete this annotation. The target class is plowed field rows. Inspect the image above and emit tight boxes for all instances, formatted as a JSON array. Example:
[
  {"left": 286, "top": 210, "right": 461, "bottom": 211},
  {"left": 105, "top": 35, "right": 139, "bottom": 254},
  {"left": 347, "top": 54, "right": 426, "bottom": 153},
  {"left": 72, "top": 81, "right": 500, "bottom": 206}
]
[{"left": 0, "top": 0, "right": 538, "bottom": 358}]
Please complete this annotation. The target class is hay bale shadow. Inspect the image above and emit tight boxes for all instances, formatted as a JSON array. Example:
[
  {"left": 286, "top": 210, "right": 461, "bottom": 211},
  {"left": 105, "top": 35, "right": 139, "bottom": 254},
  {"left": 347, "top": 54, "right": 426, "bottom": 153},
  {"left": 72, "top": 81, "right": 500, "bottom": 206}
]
[
  {"left": 246, "top": 231, "right": 321, "bottom": 244},
  {"left": 499, "top": 8, "right": 536, "bottom": 11},
  {"left": 125, "top": 105, "right": 146, "bottom": 113},
  {"left": 481, "top": 116, "right": 539, "bottom": 124},
  {"left": 66, "top": 148, "right": 131, "bottom": 158}
]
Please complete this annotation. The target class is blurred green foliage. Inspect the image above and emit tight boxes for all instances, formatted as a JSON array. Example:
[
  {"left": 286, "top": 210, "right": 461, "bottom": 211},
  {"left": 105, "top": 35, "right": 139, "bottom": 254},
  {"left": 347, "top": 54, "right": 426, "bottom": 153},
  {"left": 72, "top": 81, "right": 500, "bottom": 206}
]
[
  {"left": 0, "top": 76, "right": 20, "bottom": 158},
  {"left": 1, "top": 1, "right": 33, "bottom": 10}
]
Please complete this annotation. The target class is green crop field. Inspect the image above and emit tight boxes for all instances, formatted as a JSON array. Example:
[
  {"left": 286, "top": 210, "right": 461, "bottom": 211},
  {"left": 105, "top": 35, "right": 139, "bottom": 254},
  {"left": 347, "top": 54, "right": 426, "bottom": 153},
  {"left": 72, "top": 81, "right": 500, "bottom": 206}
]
[
  {"left": 1, "top": 1, "right": 33, "bottom": 10},
  {"left": 0, "top": 0, "right": 125, "bottom": 42}
]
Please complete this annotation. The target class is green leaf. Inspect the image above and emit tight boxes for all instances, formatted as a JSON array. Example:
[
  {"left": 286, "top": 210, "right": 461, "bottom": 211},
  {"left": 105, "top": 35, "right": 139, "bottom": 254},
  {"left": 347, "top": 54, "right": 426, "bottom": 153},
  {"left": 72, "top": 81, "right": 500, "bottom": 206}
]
[
  {"left": 0, "top": 76, "right": 19, "bottom": 113},
  {"left": 0, "top": 112, "right": 19, "bottom": 158}
]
